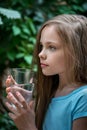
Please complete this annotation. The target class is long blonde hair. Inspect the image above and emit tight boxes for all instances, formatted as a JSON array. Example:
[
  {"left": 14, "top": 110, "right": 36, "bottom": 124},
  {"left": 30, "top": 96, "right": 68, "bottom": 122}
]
[{"left": 34, "top": 14, "right": 87, "bottom": 130}]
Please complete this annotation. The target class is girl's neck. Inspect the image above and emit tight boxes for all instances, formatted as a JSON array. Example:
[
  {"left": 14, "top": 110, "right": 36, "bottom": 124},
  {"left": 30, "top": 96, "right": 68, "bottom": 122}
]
[
  {"left": 58, "top": 74, "right": 68, "bottom": 89},
  {"left": 55, "top": 75, "right": 83, "bottom": 97},
  {"left": 55, "top": 82, "right": 83, "bottom": 98},
  {"left": 58, "top": 73, "right": 79, "bottom": 89}
]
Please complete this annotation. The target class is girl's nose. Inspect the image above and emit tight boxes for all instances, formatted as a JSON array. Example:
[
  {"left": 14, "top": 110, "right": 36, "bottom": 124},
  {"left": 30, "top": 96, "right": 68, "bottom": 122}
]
[{"left": 38, "top": 50, "right": 47, "bottom": 59}]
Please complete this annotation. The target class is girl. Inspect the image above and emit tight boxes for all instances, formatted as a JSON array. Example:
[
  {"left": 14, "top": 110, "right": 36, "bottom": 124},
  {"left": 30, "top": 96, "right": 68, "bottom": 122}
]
[{"left": 6, "top": 14, "right": 87, "bottom": 130}]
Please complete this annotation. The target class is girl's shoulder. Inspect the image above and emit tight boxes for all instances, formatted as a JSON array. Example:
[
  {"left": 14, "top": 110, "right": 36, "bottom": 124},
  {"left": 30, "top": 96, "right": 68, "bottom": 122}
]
[
  {"left": 67, "top": 84, "right": 87, "bottom": 101},
  {"left": 52, "top": 85, "right": 87, "bottom": 101},
  {"left": 71, "top": 85, "right": 87, "bottom": 120},
  {"left": 71, "top": 84, "right": 87, "bottom": 97}
]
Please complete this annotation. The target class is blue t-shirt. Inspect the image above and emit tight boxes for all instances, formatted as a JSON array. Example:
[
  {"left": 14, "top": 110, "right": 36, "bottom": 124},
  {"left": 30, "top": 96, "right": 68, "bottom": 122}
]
[{"left": 43, "top": 85, "right": 87, "bottom": 130}]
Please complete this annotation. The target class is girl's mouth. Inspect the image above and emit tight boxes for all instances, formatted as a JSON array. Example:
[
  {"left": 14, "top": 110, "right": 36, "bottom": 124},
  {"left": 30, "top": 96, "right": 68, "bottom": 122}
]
[{"left": 40, "top": 63, "right": 48, "bottom": 68}]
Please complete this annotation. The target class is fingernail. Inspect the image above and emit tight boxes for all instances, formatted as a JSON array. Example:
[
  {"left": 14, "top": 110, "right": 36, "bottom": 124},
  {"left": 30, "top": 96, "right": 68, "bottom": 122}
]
[
  {"left": 8, "top": 75, "right": 11, "bottom": 78},
  {"left": 6, "top": 87, "right": 11, "bottom": 92}
]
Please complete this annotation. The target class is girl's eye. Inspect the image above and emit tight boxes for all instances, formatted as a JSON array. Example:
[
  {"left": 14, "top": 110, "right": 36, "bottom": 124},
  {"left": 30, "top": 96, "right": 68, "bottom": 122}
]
[
  {"left": 39, "top": 44, "right": 43, "bottom": 51},
  {"left": 49, "top": 46, "right": 56, "bottom": 51}
]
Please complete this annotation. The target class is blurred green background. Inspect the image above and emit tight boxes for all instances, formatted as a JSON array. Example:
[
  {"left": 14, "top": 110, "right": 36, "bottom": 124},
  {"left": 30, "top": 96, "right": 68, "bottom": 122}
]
[{"left": 0, "top": 0, "right": 87, "bottom": 129}]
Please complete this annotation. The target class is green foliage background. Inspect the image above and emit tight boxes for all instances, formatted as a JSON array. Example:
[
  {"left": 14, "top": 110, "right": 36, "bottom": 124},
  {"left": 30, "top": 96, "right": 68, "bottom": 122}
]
[
  {"left": 0, "top": 0, "right": 87, "bottom": 71},
  {"left": 0, "top": 0, "right": 87, "bottom": 129}
]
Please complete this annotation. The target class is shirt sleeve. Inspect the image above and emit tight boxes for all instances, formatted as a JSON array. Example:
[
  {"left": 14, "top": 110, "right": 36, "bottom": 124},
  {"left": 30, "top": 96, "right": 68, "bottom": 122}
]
[{"left": 72, "top": 92, "right": 87, "bottom": 120}]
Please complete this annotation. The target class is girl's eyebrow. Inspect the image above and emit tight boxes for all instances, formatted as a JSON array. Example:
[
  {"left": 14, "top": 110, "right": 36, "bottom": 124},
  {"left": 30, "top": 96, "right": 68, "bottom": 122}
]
[{"left": 40, "top": 41, "right": 58, "bottom": 45}]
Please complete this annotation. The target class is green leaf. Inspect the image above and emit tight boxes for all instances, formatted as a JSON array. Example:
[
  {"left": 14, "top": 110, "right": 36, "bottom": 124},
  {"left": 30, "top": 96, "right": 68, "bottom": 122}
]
[
  {"left": 21, "top": 24, "right": 31, "bottom": 35},
  {"left": 29, "top": 37, "right": 36, "bottom": 44},
  {"left": 24, "top": 55, "right": 32, "bottom": 64},
  {"left": 20, "top": 33, "right": 29, "bottom": 39},
  {"left": 7, "top": 52, "right": 16, "bottom": 61},
  {"left": 17, "top": 46, "right": 26, "bottom": 52},
  {"left": 28, "top": 18, "right": 36, "bottom": 34},
  {"left": 72, "top": 5, "right": 84, "bottom": 11},
  {"left": 27, "top": 44, "right": 34, "bottom": 50},
  {"left": 0, "top": 7, "right": 21, "bottom": 19},
  {"left": 16, "top": 53, "right": 25, "bottom": 58},
  {"left": 12, "top": 25, "right": 21, "bottom": 36},
  {"left": 0, "top": 17, "right": 3, "bottom": 25}
]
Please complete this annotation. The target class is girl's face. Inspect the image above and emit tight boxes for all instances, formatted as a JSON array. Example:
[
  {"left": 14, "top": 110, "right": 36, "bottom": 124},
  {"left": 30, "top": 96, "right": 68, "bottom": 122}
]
[{"left": 38, "top": 25, "right": 67, "bottom": 76}]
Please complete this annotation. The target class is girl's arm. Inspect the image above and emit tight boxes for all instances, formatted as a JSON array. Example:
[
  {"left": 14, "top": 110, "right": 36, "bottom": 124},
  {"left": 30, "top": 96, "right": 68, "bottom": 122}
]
[{"left": 73, "top": 117, "right": 87, "bottom": 130}]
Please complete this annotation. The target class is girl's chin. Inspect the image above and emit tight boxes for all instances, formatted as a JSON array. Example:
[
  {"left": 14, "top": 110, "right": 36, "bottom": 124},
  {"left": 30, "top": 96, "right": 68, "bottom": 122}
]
[{"left": 42, "top": 71, "right": 56, "bottom": 76}]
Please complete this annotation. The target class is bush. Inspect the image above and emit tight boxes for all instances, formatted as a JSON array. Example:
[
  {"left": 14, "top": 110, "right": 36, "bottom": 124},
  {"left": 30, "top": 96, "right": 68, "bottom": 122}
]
[{"left": 0, "top": 113, "right": 17, "bottom": 130}]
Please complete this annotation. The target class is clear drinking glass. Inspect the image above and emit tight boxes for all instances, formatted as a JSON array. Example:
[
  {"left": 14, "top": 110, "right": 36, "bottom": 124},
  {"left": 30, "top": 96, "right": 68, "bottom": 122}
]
[{"left": 7, "top": 68, "right": 35, "bottom": 103}]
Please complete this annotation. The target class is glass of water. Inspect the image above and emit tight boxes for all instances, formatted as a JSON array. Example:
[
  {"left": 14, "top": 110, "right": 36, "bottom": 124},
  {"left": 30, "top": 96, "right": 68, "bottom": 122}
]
[{"left": 7, "top": 68, "right": 35, "bottom": 102}]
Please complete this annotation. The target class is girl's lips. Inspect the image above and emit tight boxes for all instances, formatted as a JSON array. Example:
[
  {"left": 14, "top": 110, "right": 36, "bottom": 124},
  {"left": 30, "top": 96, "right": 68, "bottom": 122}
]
[{"left": 40, "top": 63, "right": 48, "bottom": 68}]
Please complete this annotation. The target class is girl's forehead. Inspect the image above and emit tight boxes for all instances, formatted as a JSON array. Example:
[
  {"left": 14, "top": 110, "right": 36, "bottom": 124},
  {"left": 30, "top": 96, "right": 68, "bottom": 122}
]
[
  {"left": 41, "top": 24, "right": 57, "bottom": 32},
  {"left": 40, "top": 26, "right": 62, "bottom": 45},
  {"left": 40, "top": 24, "right": 59, "bottom": 39},
  {"left": 40, "top": 28, "right": 60, "bottom": 43}
]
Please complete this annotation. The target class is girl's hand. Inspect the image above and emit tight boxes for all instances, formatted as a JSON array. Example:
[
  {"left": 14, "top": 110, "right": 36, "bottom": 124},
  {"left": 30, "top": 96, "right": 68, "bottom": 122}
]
[
  {"left": 5, "top": 91, "right": 37, "bottom": 130},
  {"left": 5, "top": 75, "right": 33, "bottom": 103}
]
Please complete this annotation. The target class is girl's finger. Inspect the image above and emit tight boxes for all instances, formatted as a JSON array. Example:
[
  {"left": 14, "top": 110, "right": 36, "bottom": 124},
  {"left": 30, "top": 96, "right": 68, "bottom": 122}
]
[
  {"left": 6, "top": 87, "right": 13, "bottom": 93},
  {"left": 16, "top": 91, "right": 28, "bottom": 109},
  {"left": 8, "top": 112, "right": 16, "bottom": 120},
  {"left": 6, "top": 75, "right": 17, "bottom": 87},
  {"left": 7, "top": 92, "right": 24, "bottom": 111},
  {"left": 6, "top": 77, "right": 12, "bottom": 87},
  {"left": 5, "top": 102, "right": 19, "bottom": 115},
  {"left": 6, "top": 86, "right": 19, "bottom": 93},
  {"left": 29, "top": 100, "right": 35, "bottom": 109}
]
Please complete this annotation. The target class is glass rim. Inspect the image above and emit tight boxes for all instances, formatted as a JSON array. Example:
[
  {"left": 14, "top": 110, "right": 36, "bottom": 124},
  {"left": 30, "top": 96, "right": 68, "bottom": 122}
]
[{"left": 8, "top": 68, "right": 35, "bottom": 73}]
